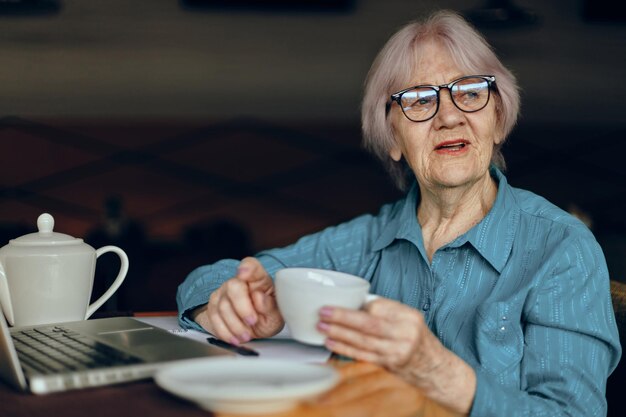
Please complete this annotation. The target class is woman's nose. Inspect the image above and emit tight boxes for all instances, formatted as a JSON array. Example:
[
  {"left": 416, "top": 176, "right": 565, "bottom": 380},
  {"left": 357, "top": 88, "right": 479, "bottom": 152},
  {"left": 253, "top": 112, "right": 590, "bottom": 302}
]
[{"left": 433, "top": 89, "right": 464, "bottom": 129}]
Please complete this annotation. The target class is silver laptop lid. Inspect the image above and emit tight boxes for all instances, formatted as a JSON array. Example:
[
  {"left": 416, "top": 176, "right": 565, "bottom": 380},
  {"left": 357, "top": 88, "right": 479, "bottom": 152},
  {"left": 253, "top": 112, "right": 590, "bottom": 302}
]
[
  {"left": 1, "top": 308, "right": 234, "bottom": 394},
  {"left": 0, "top": 304, "right": 27, "bottom": 391}
]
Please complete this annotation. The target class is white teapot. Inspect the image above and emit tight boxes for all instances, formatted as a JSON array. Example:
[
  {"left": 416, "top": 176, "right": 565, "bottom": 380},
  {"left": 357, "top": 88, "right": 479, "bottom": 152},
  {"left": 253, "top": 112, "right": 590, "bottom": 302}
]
[{"left": 0, "top": 213, "right": 129, "bottom": 327}]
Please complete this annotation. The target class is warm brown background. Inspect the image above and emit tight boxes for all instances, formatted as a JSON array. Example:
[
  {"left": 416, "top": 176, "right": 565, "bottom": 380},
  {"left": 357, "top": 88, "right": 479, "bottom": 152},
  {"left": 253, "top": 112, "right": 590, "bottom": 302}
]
[{"left": 1, "top": 0, "right": 624, "bottom": 311}]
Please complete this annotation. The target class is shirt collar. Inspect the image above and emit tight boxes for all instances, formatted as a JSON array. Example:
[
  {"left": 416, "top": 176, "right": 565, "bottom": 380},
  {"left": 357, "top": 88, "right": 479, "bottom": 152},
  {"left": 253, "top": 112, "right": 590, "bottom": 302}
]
[
  {"left": 451, "top": 167, "right": 519, "bottom": 273},
  {"left": 371, "top": 167, "right": 519, "bottom": 273},
  {"left": 372, "top": 180, "right": 423, "bottom": 252}
]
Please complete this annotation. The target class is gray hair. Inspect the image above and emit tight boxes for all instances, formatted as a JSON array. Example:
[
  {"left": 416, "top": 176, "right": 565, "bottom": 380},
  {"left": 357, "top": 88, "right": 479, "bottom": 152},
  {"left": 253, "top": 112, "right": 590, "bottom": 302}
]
[{"left": 361, "top": 10, "right": 520, "bottom": 191}]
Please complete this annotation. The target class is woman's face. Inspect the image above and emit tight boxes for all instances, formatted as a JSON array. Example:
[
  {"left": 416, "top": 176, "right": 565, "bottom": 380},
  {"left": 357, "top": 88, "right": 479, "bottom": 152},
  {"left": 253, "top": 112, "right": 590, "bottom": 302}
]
[{"left": 389, "top": 41, "right": 502, "bottom": 192}]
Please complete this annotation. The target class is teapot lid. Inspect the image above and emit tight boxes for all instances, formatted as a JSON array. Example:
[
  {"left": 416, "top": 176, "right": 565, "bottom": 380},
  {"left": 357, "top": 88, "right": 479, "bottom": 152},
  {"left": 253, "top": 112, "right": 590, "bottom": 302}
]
[{"left": 10, "top": 213, "right": 83, "bottom": 246}]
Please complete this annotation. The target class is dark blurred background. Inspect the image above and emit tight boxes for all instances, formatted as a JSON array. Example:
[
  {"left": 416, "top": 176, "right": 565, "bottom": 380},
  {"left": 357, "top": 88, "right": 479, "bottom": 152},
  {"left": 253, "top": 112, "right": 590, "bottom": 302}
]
[
  {"left": 0, "top": 0, "right": 625, "bottom": 308},
  {"left": 0, "top": 0, "right": 625, "bottom": 412}
]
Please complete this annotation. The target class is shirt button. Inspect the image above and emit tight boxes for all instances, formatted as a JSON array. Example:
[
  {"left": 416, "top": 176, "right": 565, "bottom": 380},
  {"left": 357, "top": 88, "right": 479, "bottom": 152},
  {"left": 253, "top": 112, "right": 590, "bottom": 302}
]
[{"left": 423, "top": 303, "right": 430, "bottom": 311}]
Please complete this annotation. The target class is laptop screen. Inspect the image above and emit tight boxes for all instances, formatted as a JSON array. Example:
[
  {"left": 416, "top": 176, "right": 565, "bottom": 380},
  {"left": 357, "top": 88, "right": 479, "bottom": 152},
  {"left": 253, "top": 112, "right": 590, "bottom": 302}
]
[{"left": 0, "top": 306, "right": 28, "bottom": 391}]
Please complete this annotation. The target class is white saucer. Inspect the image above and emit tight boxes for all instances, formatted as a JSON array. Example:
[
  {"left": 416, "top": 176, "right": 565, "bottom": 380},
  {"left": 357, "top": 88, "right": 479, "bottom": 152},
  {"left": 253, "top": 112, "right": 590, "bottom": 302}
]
[{"left": 154, "top": 357, "right": 340, "bottom": 414}]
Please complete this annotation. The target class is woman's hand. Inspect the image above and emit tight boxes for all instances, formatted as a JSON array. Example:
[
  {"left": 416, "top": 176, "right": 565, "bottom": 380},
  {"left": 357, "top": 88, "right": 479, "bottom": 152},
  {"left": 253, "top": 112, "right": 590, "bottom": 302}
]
[
  {"left": 316, "top": 297, "right": 476, "bottom": 414},
  {"left": 192, "top": 257, "right": 284, "bottom": 344}
]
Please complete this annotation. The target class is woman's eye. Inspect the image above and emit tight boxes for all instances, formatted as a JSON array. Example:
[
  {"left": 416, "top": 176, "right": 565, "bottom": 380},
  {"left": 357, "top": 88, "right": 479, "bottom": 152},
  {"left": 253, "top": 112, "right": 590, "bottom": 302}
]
[{"left": 415, "top": 95, "right": 436, "bottom": 107}]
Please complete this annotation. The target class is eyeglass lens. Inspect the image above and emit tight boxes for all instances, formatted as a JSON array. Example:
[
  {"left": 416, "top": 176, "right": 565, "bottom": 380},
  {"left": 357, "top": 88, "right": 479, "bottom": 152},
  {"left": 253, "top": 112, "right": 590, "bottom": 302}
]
[{"left": 399, "top": 77, "right": 490, "bottom": 122}]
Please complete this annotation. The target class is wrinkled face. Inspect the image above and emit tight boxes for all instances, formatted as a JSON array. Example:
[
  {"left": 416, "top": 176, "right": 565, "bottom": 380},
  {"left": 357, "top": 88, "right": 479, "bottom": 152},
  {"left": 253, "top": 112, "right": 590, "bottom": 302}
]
[{"left": 389, "top": 41, "right": 502, "bottom": 192}]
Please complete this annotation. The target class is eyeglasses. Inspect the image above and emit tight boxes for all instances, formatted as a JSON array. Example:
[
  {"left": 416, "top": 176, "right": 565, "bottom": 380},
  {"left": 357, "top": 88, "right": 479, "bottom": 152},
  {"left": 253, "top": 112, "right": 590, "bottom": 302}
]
[{"left": 386, "top": 75, "right": 496, "bottom": 122}]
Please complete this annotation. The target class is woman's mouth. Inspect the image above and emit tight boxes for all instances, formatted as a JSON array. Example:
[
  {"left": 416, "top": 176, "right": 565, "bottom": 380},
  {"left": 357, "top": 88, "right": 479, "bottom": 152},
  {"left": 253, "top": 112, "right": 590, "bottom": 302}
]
[{"left": 435, "top": 140, "right": 470, "bottom": 153}]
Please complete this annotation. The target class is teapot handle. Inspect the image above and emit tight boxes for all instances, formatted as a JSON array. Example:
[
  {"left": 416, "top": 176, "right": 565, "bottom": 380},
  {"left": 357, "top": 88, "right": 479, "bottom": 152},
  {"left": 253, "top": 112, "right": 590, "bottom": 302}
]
[
  {"left": 85, "top": 246, "right": 129, "bottom": 319},
  {"left": 0, "top": 262, "right": 15, "bottom": 326}
]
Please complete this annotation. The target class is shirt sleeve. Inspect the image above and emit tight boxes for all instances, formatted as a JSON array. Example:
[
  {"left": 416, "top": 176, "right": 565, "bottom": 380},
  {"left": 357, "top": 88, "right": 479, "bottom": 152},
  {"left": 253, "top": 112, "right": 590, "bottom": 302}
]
[
  {"left": 254, "top": 211, "right": 385, "bottom": 277},
  {"left": 176, "top": 211, "right": 386, "bottom": 330},
  {"left": 470, "top": 231, "right": 621, "bottom": 416},
  {"left": 176, "top": 258, "right": 239, "bottom": 331}
]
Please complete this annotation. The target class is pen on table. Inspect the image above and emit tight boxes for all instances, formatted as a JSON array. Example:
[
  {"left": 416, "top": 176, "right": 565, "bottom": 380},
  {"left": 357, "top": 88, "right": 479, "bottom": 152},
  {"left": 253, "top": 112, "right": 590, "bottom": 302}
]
[{"left": 207, "top": 337, "right": 260, "bottom": 356}]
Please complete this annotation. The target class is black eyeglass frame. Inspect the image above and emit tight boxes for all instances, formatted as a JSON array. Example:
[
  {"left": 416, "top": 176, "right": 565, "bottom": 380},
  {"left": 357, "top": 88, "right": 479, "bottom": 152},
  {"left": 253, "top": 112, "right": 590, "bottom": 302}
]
[{"left": 385, "top": 75, "right": 497, "bottom": 122}]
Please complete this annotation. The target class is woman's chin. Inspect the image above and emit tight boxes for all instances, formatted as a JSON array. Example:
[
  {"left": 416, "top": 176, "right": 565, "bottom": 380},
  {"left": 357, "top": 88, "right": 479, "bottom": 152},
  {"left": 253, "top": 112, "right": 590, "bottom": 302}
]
[{"left": 428, "top": 166, "right": 484, "bottom": 189}]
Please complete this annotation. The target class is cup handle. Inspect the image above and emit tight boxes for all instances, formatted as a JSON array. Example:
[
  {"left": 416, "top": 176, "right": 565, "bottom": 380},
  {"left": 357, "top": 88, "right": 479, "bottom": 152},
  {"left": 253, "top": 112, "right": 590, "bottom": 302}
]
[{"left": 85, "top": 246, "right": 129, "bottom": 319}]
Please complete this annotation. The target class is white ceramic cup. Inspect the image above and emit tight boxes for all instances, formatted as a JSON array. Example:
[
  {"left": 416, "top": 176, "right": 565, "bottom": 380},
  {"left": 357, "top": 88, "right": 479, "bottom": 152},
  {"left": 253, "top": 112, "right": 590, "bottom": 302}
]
[{"left": 275, "top": 268, "right": 374, "bottom": 345}]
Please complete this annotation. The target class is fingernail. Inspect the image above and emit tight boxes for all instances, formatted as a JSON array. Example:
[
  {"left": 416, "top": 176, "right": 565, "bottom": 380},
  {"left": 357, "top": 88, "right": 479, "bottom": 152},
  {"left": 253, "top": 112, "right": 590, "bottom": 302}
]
[
  {"left": 230, "top": 337, "right": 241, "bottom": 346},
  {"left": 317, "top": 322, "right": 330, "bottom": 332},
  {"left": 237, "top": 266, "right": 250, "bottom": 275},
  {"left": 325, "top": 338, "right": 336, "bottom": 348},
  {"left": 239, "top": 332, "right": 251, "bottom": 343},
  {"left": 319, "top": 306, "right": 334, "bottom": 318},
  {"left": 245, "top": 315, "right": 257, "bottom": 326}
]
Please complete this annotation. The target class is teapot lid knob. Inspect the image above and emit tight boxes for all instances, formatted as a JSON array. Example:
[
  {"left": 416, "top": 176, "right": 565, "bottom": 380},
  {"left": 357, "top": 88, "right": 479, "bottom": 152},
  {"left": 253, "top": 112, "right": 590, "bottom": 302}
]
[
  {"left": 37, "top": 213, "right": 54, "bottom": 234},
  {"left": 7, "top": 213, "right": 81, "bottom": 246}
]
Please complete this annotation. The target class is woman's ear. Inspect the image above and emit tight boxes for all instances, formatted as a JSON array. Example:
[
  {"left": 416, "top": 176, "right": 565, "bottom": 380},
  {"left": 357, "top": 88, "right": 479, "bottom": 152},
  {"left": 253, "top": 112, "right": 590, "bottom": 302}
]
[
  {"left": 494, "top": 123, "right": 507, "bottom": 145},
  {"left": 493, "top": 97, "right": 506, "bottom": 145},
  {"left": 390, "top": 146, "right": 402, "bottom": 162},
  {"left": 388, "top": 126, "right": 403, "bottom": 161}
]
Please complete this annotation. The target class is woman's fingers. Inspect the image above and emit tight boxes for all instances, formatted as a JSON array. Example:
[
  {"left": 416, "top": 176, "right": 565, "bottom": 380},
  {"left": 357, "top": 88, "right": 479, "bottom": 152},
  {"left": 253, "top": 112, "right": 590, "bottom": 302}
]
[
  {"left": 201, "top": 258, "right": 284, "bottom": 342},
  {"left": 320, "top": 318, "right": 420, "bottom": 366},
  {"left": 325, "top": 337, "right": 380, "bottom": 364},
  {"left": 318, "top": 306, "right": 383, "bottom": 340},
  {"left": 237, "top": 257, "right": 274, "bottom": 294},
  {"left": 250, "top": 290, "right": 285, "bottom": 338},
  {"left": 215, "top": 266, "right": 283, "bottom": 340},
  {"left": 320, "top": 303, "right": 419, "bottom": 340},
  {"left": 223, "top": 277, "right": 259, "bottom": 327},
  {"left": 318, "top": 319, "right": 386, "bottom": 358},
  {"left": 206, "top": 306, "right": 238, "bottom": 344},
  {"left": 217, "top": 258, "right": 272, "bottom": 329},
  {"left": 364, "top": 297, "right": 421, "bottom": 321},
  {"left": 217, "top": 296, "right": 254, "bottom": 343},
  {"left": 317, "top": 299, "right": 424, "bottom": 366},
  {"left": 206, "top": 279, "right": 255, "bottom": 344}
]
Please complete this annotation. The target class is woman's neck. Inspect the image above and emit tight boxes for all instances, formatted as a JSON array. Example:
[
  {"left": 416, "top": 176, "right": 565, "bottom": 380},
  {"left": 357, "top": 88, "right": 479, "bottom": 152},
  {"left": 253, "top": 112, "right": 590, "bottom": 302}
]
[{"left": 417, "top": 173, "right": 498, "bottom": 262}]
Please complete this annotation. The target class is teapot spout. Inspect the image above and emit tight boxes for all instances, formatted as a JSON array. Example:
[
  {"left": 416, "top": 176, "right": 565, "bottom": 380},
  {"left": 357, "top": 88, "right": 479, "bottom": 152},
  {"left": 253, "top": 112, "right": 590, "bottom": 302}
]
[{"left": 0, "top": 263, "right": 15, "bottom": 326}]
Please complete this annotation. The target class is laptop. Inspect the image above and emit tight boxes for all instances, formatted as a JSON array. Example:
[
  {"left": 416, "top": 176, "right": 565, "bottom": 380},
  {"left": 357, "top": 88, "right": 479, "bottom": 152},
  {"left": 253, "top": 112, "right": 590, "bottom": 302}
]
[{"left": 0, "top": 308, "right": 232, "bottom": 394}]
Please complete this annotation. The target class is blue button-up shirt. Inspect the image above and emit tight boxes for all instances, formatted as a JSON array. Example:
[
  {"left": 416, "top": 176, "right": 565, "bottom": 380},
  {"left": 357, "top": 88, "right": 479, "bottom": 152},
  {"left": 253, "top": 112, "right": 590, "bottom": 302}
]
[{"left": 177, "top": 168, "right": 621, "bottom": 416}]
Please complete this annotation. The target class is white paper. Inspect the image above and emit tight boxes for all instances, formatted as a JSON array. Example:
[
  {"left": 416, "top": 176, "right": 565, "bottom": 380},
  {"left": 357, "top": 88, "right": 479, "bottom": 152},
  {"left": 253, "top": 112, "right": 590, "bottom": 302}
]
[{"left": 135, "top": 316, "right": 332, "bottom": 363}]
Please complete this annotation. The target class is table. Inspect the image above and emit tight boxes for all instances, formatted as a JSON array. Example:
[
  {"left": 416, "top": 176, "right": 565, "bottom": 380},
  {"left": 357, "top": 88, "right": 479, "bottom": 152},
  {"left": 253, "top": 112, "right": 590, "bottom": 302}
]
[{"left": 1, "top": 359, "right": 461, "bottom": 417}]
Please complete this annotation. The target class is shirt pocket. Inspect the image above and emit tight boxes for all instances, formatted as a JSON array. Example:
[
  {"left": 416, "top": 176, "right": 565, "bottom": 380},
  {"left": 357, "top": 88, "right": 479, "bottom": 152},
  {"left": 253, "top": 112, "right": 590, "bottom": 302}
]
[{"left": 474, "top": 301, "right": 524, "bottom": 375}]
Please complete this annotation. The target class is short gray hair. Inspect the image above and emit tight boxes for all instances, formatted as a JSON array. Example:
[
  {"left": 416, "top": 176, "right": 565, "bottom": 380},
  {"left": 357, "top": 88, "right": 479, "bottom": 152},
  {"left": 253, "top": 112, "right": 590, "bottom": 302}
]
[{"left": 361, "top": 10, "right": 520, "bottom": 191}]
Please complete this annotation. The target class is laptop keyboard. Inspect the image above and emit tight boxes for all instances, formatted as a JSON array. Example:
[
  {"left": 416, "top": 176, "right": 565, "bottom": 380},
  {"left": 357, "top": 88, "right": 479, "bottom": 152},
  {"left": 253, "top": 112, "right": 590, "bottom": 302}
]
[{"left": 11, "top": 326, "right": 143, "bottom": 375}]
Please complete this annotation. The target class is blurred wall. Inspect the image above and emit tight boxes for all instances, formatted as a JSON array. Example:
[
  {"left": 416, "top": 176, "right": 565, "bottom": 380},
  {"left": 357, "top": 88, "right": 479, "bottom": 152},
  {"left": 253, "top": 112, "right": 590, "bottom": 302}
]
[{"left": 1, "top": 0, "right": 625, "bottom": 309}]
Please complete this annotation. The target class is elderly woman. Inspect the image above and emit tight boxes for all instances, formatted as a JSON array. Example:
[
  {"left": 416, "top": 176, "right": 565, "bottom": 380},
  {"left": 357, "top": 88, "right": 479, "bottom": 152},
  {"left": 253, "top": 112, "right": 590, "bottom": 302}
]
[{"left": 177, "top": 10, "right": 621, "bottom": 416}]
